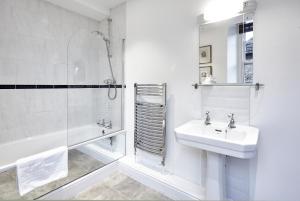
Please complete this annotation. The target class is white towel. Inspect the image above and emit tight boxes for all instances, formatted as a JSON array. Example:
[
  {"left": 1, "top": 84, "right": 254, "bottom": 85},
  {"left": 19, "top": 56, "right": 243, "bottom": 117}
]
[{"left": 16, "top": 146, "right": 68, "bottom": 196}]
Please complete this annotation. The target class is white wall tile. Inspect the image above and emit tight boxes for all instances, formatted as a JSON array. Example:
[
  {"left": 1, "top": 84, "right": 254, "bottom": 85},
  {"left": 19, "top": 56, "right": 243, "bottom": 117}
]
[
  {"left": 96, "top": 3, "right": 126, "bottom": 132},
  {"left": 201, "top": 86, "right": 251, "bottom": 125},
  {"left": 0, "top": 0, "right": 108, "bottom": 144},
  {"left": 0, "top": 58, "right": 17, "bottom": 84}
]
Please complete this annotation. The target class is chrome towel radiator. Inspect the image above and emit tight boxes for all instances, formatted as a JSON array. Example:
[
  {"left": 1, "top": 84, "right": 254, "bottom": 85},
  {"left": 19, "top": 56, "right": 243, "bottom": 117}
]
[{"left": 134, "top": 83, "right": 167, "bottom": 165}]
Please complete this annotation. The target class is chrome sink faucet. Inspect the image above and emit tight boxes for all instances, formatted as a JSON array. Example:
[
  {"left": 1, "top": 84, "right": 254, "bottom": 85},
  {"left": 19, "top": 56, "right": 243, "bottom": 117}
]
[
  {"left": 204, "top": 111, "right": 211, "bottom": 125},
  {"left": 228, "top": 113, "right": 236, "bottom": 129}
]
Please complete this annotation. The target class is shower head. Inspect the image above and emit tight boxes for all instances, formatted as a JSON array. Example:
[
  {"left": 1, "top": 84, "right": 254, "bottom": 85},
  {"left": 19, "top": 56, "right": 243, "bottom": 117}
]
[{"left": 91, "top": 30, "right": 109, "bottom": 42}]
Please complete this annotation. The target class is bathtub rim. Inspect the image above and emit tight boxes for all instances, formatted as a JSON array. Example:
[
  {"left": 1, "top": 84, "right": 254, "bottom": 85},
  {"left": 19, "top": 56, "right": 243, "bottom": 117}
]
[{"left": 0, "top": 129, "right": 126, "bottom": 174}]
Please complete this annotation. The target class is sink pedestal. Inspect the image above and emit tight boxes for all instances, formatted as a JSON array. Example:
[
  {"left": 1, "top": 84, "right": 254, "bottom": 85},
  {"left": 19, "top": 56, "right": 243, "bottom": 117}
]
[
  {"left": 175, "top": 120, "right": 259, "bottom": 200},
  {"left": 206, "top": 152, "right": 226, "bottom": 200}
]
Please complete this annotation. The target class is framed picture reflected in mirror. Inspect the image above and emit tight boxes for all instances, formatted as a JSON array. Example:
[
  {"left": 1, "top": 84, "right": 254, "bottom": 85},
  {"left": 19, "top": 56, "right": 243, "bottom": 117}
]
[
  {"left": 199, "top": 66, "right": 213, "bottom": 83},
  {"left": 199, "top": 45, "right": 212, "bottom": 64}
]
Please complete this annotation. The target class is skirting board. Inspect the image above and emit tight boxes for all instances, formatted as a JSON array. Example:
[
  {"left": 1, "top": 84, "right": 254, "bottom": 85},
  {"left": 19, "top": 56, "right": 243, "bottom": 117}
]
[
  {"left": 39, "top": 158, "right": 205, "bottom": 200},
  {"left": 119, "top": 156, "right": 205, "bottom": 200}
]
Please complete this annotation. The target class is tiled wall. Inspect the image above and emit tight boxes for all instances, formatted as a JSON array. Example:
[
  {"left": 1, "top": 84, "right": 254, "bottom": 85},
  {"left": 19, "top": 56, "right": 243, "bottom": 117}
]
[
  {"left": 0, "top": 0, "right": 100, "bottom": 85},
  {"left": 201, "top": 86, "right": 251, "bottom": 125},
  {"left": 201, "top": 86, "right": 252, "bottom": 200},
  {"left": 0, "top": 89, "right": 67, "bottom": 143},
  {"left": 0, "top": 0, "right": 124, "bottom": 144},
  {"left": 95, "top": 3, "right": 126, "bottom": 133}
]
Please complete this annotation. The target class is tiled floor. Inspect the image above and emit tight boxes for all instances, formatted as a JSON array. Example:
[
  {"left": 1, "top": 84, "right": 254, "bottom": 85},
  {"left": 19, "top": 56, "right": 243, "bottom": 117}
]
[
  {"left": 0, "top": 149, "right": 105, "bottom": 200},
  {"left": 74, "top": 172, "right": 172, "bottom": 200},
  {"left": 0, "top": 151, "right": 171, "bottom": 200}
]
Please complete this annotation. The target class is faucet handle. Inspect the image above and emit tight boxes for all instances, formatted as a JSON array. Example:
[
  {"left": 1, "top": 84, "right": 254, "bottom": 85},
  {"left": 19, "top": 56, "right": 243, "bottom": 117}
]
[
  {"left": 227, "top": 113, "right": 236, "bottom": 128},
  {"left": 228, "top": 113, "right": 234, "bottom": 118},
  {"left": 97, "top": 119, "right": 105, "bottom": 126},
  {"left": 204, "top": 111, "right": 211, "bottom": 125}
]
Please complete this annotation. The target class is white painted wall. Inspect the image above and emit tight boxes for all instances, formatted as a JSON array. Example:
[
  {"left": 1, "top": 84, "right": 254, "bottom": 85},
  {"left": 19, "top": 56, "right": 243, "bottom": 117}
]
[
  {"left": 125, "top": 0, "right": 204, "bottom": 185},
  {"left": 250, "top": 0, "right": 300, "bottom": 199},
  {"left": 125, "top": 0, "right": 300, "bottom": 200}
]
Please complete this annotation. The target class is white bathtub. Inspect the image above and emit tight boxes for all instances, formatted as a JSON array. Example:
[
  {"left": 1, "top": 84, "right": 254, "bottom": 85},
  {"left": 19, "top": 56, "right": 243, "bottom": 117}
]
[
  {"left": 67, "top": 124, "right": 111, "bottom": 146},
  {"left": 0, "top": 130, "right": 67, "bottom": 171},
  {"left": 0, "top": 124, "right": 124, "bottom": 173}
]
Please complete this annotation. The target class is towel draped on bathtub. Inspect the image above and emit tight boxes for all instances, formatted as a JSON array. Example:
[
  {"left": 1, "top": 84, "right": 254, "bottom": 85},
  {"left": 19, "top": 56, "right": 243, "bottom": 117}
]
[{"left": 16, "top": 146, "right": 68, "bottom": 196}]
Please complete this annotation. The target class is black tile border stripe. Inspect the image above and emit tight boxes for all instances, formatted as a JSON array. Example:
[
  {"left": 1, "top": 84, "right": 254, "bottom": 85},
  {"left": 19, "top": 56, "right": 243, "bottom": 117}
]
[
  {"left": 16, "top": 85, "right": 37, "bottom": 89},
  {"left": 0, "top": 85, "right": 15, "bottom": 89},
  {"left": 0, "top": 85, "right": 126, "bottom": 89}
]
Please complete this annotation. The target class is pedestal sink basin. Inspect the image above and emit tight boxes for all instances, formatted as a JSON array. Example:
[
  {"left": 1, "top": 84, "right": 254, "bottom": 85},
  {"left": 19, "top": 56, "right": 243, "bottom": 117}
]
[
  {"left": 175, "top": 120, "right": 259, "bottom": 200},
  {"left": 175, "top": 120, "right": 259, "bottom": 159}
]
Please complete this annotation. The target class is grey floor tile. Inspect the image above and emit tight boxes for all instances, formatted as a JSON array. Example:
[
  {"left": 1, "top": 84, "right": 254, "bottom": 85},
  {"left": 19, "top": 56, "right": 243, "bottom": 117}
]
[
  {"left": 93, "top": 187, "right": 127, "bottom": 200},
  {"left": 73, "top": 172, "right": 172, "bottom": 200},
  {"left": 132, "top": 188, "right": 172, "bottom": 200},
  {"left": 102, "top": 171, "right": 129, "bottom": 188},
  {"left": 113, "top": 177, "right": 147, "bottom": 199},
  {"left": 76, "top": 184, "right": 110, "bottom": 200}
]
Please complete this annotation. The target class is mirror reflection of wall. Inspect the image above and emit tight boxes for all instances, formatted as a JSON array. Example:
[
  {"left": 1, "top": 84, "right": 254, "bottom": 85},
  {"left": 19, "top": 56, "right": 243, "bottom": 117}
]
[{"left": 199, "top": 14, "right": 254, "bottom": 84}]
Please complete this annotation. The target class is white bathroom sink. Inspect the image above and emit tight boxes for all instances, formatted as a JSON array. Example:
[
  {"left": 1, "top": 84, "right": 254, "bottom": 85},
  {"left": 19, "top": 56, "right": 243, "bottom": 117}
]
[{"left": 175, "top": 120, "right": 259, "bottom": 159}]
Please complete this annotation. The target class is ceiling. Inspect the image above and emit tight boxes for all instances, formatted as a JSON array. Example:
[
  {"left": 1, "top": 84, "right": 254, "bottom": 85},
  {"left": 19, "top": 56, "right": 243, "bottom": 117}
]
[
  {"left": 45, "top": 0, "right": 127, "bottom": 21},
  {"left": 83, "top": 0, "right": 127, "bottom": 10}
]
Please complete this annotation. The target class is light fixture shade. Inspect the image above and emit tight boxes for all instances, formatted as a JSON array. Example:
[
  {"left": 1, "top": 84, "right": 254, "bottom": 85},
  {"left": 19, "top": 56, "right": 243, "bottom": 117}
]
[{"left": 203, "top": 0, "right": 244, "bottom": 23}]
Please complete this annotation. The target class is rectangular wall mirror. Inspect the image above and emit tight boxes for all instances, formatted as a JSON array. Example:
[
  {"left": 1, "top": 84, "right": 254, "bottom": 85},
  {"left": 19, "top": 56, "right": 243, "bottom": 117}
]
[{"left": 199, "top": 12, "right": 255, "bottom": 85}]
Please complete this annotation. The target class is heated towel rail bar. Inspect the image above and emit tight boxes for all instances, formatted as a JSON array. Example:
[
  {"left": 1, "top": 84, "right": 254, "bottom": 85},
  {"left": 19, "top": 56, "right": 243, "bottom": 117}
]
[{"left": 134, "top": 83, "right": 167, "bottom": 165}]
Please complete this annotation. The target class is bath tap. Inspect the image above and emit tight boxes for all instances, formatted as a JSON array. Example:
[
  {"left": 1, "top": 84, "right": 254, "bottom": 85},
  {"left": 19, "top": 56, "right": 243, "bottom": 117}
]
[
  {"left": 204, "top": 111, "right": 211, "bottom": 125},
  {"left": 227, "top": 113, "right": 236, "bottom": 129},
  {"left": 97, "top": 119, "right": 113, "bottom": 129},
  {"left": 105, "top": 121, "right": 112, "bottom": 129},
  {"left": 97, "top": 119, "right": 106, "bottom": 127}
]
